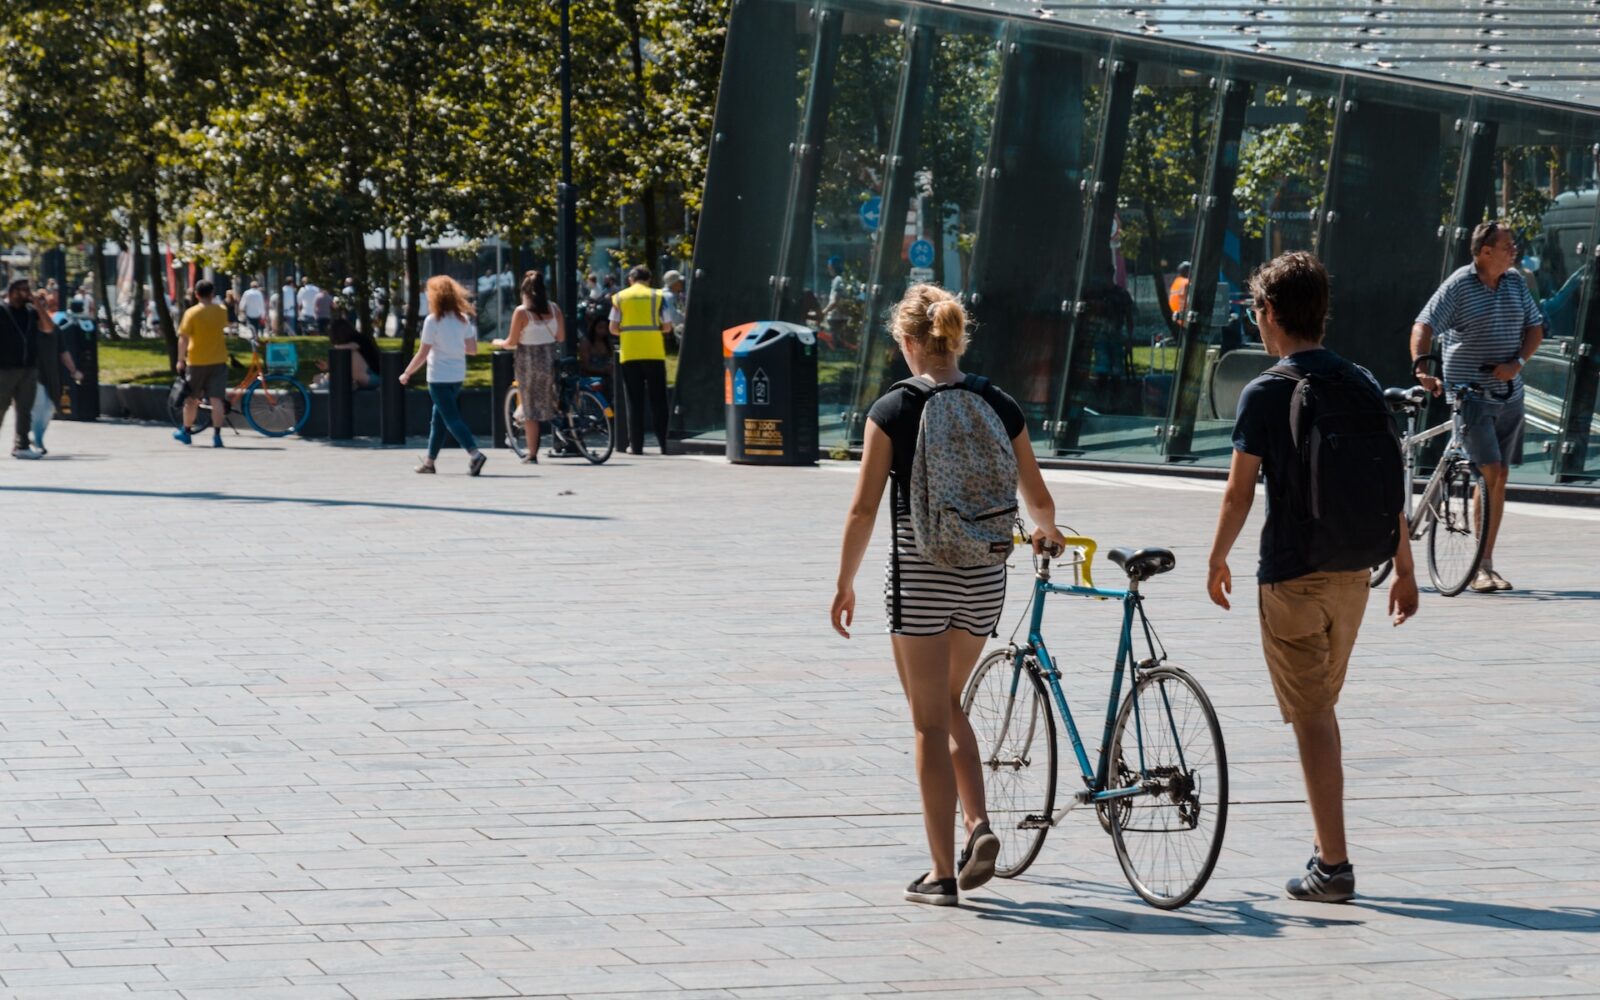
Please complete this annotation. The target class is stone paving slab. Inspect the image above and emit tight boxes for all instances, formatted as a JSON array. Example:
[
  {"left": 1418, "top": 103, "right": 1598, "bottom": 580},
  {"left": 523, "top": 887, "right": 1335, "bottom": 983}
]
[{"left": 1, "top": 420, "right": 1598, "bottom": 998}]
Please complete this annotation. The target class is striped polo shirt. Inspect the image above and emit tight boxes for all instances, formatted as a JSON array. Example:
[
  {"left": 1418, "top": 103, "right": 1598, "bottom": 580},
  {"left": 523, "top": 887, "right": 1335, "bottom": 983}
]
[{"left": 1414, "top": 265, "right": 1544, "bottom": 402}]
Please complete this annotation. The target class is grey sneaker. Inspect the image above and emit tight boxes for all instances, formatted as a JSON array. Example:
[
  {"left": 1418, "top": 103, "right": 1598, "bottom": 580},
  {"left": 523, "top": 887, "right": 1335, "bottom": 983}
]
[
  {"left": 1469, "top": 569, "right": 1499, "bottom": 593},
  {"left": 956, "top": 822, "right": 1000, "bottom": 891},
  {"left": 1286, "top": 857, "right": 1355, "bottom": 903},
  {"left": 11, "top": 447, "right": 39, "bottom": 460},
  {"left": 468, "top": 452, "right": 487, "bottom": 477}
]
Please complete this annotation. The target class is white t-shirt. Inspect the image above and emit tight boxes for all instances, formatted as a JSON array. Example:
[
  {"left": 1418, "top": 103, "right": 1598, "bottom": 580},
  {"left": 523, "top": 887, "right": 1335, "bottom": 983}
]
[
  {"left": 421, "top": 312, "right": 474, "bottom": 383},
  {"left": 280, "top": 286, "right": 296, "bottom": 316},
  {"left": 298, "top": 284, "right": 320, "bottom": 317},
  {"left": 520, "top": 306, "right": 558, "bottom": 346},
  {"left": 239, "top": 287, "right": 265, "bottom": 319}
]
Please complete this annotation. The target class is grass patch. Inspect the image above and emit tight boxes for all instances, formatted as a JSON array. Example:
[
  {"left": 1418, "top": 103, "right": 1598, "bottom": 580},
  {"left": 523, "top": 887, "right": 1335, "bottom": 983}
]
[{"left": 99, "top": 335, "right": 501, "bottom": 389}]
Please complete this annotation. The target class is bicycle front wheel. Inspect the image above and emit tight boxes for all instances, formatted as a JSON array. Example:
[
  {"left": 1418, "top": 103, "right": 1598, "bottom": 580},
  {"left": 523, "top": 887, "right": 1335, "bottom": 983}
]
[
  {"left": 962, "top": 648, "right": 1056, "bottom": 879},
  {"left": 242, "top": 375, "right": 309, "bottom": 437},
  {"left": 571, "top": 390, "right": 614, "bottom": 464},
  {"left": 1427, "top": 457, "right": 1491, "bottom": 596},
  {"left": 1369, "top": 559, "right": 1393, "bottom": 588},
  {"left": 504, "top": 384, "right": 528, "bottom": 459},
  {"left": 1107, "top": 666, "right": 1228, "bottom": 910}
]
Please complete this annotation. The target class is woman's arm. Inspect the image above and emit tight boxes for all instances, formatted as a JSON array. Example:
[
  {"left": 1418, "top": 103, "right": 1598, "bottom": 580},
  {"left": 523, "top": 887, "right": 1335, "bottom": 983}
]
[
  {"left": 554, "top": 304, "right": 566, "bottom": 342},
  {"left": 494, "top": 307, "right": 528, "bottom": 349},
  {"left": 1013, "top": 431, "right": 1065, "bottom": 552},
  {"left": 398, "top": 342, "right": 431, "bottom": 384},
  {"left": 832, "top": 422, "right": 893, "bottom": 638}
]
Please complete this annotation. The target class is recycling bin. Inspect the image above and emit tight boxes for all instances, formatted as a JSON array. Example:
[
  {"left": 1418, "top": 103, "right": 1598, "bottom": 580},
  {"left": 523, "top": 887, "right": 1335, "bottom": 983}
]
[{"left": 725, "top": 321, "right": 817, "bottom": 465}]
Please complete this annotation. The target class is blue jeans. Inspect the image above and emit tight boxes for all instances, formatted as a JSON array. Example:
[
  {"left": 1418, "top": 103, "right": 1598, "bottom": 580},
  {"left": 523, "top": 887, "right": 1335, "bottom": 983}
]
[{"left": 427, "top": 381, "right": 478, "bottom": 458}]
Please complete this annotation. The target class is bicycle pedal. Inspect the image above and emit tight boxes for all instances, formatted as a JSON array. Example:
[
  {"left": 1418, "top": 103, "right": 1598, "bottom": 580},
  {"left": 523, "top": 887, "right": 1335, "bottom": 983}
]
[{"left": 1019, "top": 815, "right": 1051, "bottom": 830}]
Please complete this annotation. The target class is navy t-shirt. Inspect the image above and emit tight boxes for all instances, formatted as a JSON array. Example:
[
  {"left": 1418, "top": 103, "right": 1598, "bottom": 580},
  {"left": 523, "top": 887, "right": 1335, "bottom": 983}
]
[
  {"left": 1232, "top": 348, "right": 1381, "bottom": 584},
  {"left": 868, "top": 376, "right": 1027, "bottom": 517}
]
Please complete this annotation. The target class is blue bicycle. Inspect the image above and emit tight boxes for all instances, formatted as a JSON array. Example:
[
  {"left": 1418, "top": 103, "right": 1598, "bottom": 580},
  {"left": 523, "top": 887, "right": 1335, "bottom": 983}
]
[
  {"left": 961, "top": 532, "right": 1228, "bottom": 909},
  {"left": 504, "top": 356, "right": 615, "bottom": 464}
]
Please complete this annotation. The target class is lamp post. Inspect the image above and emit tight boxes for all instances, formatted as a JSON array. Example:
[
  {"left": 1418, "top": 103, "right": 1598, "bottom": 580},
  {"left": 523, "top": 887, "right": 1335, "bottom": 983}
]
[{"left": 557, "top": 0, "right": 578, "bottom": 357}]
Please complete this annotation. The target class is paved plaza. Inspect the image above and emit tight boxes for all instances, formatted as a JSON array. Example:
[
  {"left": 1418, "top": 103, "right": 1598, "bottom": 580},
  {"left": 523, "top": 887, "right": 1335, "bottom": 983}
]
[{"left": 2, "top": 420, "right": 1599, "bottom": 999}]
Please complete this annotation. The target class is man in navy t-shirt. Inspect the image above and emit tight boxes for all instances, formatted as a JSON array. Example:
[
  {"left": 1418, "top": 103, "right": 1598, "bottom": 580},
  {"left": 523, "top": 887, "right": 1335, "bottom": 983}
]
[{"left": 1206, "top": 251, "right": 1419, "bottom": 904}]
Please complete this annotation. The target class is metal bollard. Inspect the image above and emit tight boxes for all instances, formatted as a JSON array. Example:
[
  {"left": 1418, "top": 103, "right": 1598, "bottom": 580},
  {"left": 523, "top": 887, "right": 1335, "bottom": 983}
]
[
  {"left": 612, "top": 344, "right": 631, "bottom": 454},
  {"left": 490, "top": 349, "right": 514, "bottom": 449},
  {"left": 379, "top": 350, "right": 405, "bottom": 445},
  {"left": 328, "top": 349, "right": 353, "bottom": 440},
  {"left": 71, "top": 332, "right": 99, "bottom": 421}
]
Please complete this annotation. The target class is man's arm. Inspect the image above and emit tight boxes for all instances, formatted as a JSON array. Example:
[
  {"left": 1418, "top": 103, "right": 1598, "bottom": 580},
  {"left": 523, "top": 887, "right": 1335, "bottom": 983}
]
[
  {"left": 1409, "top": 322, "right": 1440, "bottom": 394},
  {"left": 1389, "top": 514, "right": 1419, "bottom": 626},
  {"left": 1492, "top": 323, "right": 1545, "bottom": 384},
  {"left": 1207, "top": 449, "right": 1261, "bottom": 611}
]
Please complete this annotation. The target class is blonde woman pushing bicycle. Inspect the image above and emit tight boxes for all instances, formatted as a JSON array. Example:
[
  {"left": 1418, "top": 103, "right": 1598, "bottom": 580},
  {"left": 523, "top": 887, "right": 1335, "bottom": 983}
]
[{"left": 832, "top": 283, "right": 1064, "bottom": 906}]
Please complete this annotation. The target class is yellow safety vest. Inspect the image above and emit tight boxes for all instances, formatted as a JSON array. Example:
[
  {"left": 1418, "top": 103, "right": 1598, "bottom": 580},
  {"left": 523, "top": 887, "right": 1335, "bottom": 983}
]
[{"left": 614, "top": 284, "right": 667, "bottom": 363}]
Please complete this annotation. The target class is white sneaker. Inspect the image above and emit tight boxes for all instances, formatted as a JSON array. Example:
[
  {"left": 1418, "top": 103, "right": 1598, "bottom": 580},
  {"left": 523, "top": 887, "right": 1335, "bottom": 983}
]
[
  {"left": 11, "top": 447, "right": 39, "bottom": 460},
  {"left": 1469, "top": 569, "right": 1499, "bottom": 593}
]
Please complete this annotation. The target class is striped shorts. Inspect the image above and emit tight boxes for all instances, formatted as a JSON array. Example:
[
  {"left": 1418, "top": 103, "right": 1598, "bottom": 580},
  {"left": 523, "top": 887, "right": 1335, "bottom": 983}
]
[{"left": 884, "top": 516, "right": 1008, "bottom": 637}]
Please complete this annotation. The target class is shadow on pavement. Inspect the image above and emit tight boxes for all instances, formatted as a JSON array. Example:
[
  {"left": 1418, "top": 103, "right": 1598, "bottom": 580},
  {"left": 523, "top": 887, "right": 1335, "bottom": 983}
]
[
  {"left": 1462, "top": 589, "right": 1600, "bottom": 602},
  {"left": 966, "top": 886, "right": 1361, "bottom": 937},
  {"left": 0, "top": 484, "right": 609, "bottom": 520},
  {"left": 1355, "top": 896, "right": 1600, "bottom": 931}
]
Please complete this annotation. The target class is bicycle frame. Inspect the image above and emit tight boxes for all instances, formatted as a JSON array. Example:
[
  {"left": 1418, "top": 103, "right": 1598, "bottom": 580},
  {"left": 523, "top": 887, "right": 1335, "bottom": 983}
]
[
  {"left": 993, "top": 542, "right": 1169, "bottom": 828},
  {"left": 1395, "top": 386, "right": 1479, "bottom": 539}
]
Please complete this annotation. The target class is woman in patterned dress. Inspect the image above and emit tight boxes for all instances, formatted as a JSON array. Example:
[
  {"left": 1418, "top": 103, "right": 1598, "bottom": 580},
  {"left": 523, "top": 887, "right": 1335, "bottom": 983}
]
[{"left": 493, "top": 270, "right": 564, "bottom": 462}]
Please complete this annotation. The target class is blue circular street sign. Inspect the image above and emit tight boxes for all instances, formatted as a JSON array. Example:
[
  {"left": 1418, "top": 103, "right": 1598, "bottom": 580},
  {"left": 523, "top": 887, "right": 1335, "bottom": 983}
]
[
  {"left": 859, "top": 196, "right": 882, "bottom": 231},
  {"left": 908, "top": 239, "right": 935, "bottom": 269}
]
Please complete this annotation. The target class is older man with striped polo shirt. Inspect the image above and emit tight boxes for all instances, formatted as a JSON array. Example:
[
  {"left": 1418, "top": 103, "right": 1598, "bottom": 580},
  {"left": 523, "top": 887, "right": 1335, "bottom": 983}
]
[{"left": 1411, "top": 219, "right": 1545, "bottom": 593}]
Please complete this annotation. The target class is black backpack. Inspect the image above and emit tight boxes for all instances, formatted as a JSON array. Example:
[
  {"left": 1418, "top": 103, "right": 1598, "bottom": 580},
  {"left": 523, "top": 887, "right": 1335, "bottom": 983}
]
[{"left": 1268, "top": 360, "right": 1404, "bottom": 571}]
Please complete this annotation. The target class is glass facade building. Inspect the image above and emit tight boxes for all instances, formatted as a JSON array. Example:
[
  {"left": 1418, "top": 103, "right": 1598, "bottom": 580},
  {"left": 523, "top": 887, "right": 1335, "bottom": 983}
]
[{"left": 676, "top": 0, "right": 1600, "bottom": 487}]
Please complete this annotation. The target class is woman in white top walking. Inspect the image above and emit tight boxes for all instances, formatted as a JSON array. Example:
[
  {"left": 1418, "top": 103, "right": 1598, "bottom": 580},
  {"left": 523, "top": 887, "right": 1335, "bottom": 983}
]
[
  {"left": 492, "top": 270, "right": 564, "bottom": 463},
  {"left": 399, "top": 275, "right": 486, "bottom": 475}
]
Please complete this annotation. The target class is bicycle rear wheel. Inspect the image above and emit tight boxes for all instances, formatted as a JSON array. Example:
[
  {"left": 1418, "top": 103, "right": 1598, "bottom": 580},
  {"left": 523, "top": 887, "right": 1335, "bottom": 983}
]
[
  {"left": 1427, "top": 457, "right": 1491, "bottom": 596},
  {"left": 504, "top": 384, "right": 528, "bottom": 459},
  {"left": 571, "top": 390, "right": 614, "bottom": 464},
  {"left": 962, "top": 648, "right": 1056, "bottom": 879},
  {"left": 242, "top": 374, "right": 309, "bottom": 437},
  {"left": 168, "top": 396, "right": 209, "bottom": 435},
  {"left": 1107, "top": 666, "right": 1227, "bottom": 909}
]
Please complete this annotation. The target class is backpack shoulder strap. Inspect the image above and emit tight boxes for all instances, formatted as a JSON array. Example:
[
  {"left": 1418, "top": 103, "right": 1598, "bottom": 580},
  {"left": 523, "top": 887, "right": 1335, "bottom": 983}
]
[
  {"left": 962, "top": 373, "right": 991, "bottom": 394},
  {"left": 1265, "top": 362, "right": 1304, "bottom": 383},
  {"left": 891, "top": 377, "right": 934, "bottom": 400}
]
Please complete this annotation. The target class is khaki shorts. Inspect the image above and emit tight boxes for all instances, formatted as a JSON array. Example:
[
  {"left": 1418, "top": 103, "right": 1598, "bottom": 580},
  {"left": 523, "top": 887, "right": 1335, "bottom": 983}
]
[
  {"left": 185, "top": 363, "right": 228, "bottom": 403},
  {"left": 1257, "top": 570, "right": 1370, "bottom": 724}
]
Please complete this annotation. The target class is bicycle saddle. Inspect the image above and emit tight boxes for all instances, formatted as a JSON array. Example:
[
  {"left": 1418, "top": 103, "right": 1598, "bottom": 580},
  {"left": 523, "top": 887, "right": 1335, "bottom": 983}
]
[
  {"left": 1108, "top": 546, "right": 1176, "bottom": 582},
  {"left": 1383, "top": 386, "right": 1425, "bottom": 410}
]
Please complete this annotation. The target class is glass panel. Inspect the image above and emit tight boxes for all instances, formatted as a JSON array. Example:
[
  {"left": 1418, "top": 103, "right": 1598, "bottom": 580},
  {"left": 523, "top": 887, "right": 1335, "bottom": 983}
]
[
  {"left": 849, "top": 13, "right": 1006, "bottom": 433},
  {"left": 674, "top": 0, "right": 812, "bottom": 438},
  {"left": 1185, "top": 67, "right": 1341, "bottom": 465},
  {"left": 803, "top": 3, "right": 904, "bottom": 451},
  {"left": 1060, "top": 44, "right": 1218, "bottom": 462},
  {"left": 1319, "top": 82, "right": 1471, "bottom": 397},
  {"left": 1465, "top": 102, "right": 1600, "bottom": 483}
]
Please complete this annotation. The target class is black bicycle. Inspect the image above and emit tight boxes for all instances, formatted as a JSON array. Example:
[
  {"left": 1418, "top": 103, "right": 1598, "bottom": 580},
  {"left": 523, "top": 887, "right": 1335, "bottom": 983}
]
[{"left": 504, "top": 356, "right": 615, "bottom": 464}]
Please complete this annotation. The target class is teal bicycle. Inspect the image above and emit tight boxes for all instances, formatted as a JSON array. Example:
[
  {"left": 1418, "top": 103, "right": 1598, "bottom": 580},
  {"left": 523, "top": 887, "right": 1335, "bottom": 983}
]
[{"left": 962, "top": 531, "right": 1228, "bottom": 909}]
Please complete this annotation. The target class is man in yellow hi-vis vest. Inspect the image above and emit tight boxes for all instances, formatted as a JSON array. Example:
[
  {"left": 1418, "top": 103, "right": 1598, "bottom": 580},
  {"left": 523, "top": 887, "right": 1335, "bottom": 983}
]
[{"left": 609, "top": 265, "right": 674, "bottom": 455}]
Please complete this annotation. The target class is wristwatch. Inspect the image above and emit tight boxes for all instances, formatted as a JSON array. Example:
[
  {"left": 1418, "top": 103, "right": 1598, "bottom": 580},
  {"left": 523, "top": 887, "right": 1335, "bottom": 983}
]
[{"left": 1513, "top": 356, "right": 1527, "bottom": 369}]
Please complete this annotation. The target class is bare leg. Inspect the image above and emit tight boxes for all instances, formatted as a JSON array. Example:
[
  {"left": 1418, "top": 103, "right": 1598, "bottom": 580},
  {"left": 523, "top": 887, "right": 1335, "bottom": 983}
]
[
  {"left": 182, "top": 395, "right": 200, "bottom": 429},
  {"left": 945, "top": 629, "right": 991, "bottom": 838},
  {"left": 1478, "top": 461, "right": 1508, "bottom": 564},
  {"left": 892, "top": 632, "right": 959, "bottom": 881},
  {"left": 1291, "top": 709, "right": 1346, "bottom": 865},
  {"left": 210, "top": 394, "right": 226, "bottom": 431}
]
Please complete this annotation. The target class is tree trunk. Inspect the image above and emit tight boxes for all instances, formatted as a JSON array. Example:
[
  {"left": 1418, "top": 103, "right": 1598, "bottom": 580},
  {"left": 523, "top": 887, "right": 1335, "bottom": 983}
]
[
  {"left": 620, "top": 0, "right": 660, "bottom": 271},
  {"left": 128, "top": 232, "right": 146, "bottom": 340},
  {"left": 402, "top": 231, "right": 421, "bottom": 356},
  {"left": 93, "top": 239, "right": 120, "bottom": 340},
  {"left": 349, "top": 226, "right": 372, "bottom": 339},
  {"left": 146, "top": 196, "right": 177, "bottom": 367}
]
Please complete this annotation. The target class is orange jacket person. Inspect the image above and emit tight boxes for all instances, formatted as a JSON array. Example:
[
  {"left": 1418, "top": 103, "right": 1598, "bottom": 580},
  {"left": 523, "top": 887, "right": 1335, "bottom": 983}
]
[{"left": 1167, "top": 260, "right": 1192, "bottom": 323}]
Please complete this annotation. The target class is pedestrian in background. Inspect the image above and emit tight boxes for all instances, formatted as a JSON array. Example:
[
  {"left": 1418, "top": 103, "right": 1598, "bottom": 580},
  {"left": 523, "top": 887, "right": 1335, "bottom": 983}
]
[
  {"left": 1, "top": 278, "right": 56, "bottom": 459},
  {"left": 314, "top": 285, "right": 333, "bottom": 335},
  {"left": 173, "top": 279, "right": 230, "bottom": 448},
  {"left": 493, "top": 270, "right": 563, "bottom": 464},
  {"left": 609, "top": 265, "right": 672, "bottom": 456},
  {"left": 239, "top": 280, "right": 266, "bottom": 337},
  {"left": 400, "top": 275, "right": 486, "bottom": 476}
]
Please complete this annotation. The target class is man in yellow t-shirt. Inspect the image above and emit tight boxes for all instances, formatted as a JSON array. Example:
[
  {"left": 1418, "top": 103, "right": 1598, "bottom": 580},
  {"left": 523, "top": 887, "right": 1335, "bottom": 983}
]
[{"left": 174, "top": 279, "right": 230, "bottom": 446}]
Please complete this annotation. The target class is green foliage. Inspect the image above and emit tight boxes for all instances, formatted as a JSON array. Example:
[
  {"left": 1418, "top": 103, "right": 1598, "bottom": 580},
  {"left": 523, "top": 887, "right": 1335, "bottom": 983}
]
[{"left": 1232, "top": 89, "right": 1335, "bottom": 241}]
